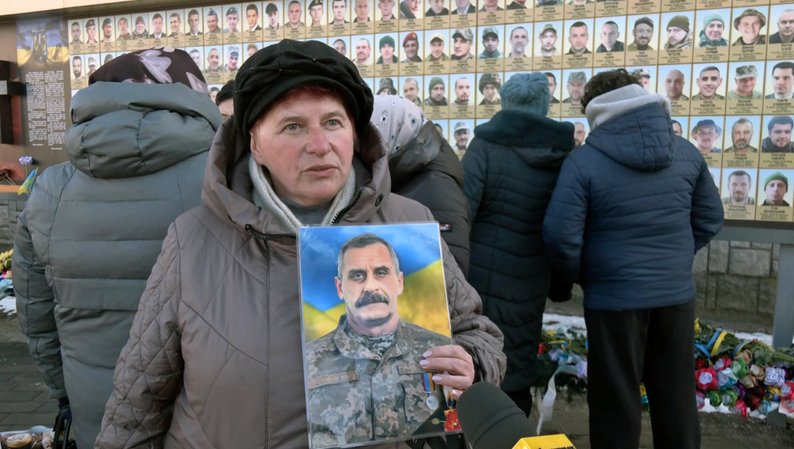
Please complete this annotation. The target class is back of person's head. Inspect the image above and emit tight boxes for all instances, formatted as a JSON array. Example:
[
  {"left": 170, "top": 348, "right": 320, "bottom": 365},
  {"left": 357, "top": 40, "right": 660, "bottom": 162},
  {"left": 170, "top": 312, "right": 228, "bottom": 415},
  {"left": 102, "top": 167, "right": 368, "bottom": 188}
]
[
  {"left": 216, "top": 80, "right": 235, "bottom": 106},
  {"left": 581, "top": 69, "right": 640, "bottom": 113},
  {"left": 89, "top": 47, "right": 208, "bottom": 94},
  {"left": 500, "top": 72, "right": 550, "bottom": 116},
  {"left": 370, "top": 95, "right": 425, "bottom": 156}
]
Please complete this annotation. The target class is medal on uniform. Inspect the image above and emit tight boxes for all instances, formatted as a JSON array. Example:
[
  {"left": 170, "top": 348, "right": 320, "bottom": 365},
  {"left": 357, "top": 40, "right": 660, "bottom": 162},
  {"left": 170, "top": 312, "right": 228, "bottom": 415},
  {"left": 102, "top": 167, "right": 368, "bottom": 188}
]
[
  {"left": 422, "top": 373, "right": 439, "bottom": 410},
  {"left": 442, "top": 383, "right": 462, "bottom": 432}
]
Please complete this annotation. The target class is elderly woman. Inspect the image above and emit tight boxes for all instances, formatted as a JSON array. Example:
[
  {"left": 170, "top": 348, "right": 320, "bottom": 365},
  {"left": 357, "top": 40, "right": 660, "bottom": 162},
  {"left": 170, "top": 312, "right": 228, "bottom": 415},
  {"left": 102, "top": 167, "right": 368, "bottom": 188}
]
[{"left": 95, "top": 40, "right": 504, "bottom": 449}]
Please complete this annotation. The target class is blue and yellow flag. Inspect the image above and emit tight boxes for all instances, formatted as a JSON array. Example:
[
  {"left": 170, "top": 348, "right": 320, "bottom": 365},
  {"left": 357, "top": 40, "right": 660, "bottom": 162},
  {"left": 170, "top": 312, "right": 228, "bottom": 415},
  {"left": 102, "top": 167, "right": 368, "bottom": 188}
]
[{"left": 17, "top": 169, "right": 37, "bottom": 196}]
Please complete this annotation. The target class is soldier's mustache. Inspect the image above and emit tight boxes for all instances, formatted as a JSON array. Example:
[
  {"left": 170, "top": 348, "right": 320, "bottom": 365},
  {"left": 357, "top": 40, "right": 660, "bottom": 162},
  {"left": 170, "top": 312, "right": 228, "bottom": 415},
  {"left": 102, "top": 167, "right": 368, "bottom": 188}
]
[{"left": 355, "top": 291, "right": 389, "bottom": 308}]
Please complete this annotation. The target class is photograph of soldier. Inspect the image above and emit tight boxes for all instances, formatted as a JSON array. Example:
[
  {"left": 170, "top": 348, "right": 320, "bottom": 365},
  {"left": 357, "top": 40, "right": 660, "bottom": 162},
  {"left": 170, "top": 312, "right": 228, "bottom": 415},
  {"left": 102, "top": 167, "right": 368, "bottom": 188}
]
[
  {"left": 664, "top": 15, "right": 692, "bottom": 50},
  {"left": 507, "top": 26, "right": 529, "bottom": 58},
  {"left": 691, "top": 118, "right": 723, "bottom": 155},
  {"left": 724, "top": 117, "right": 759, "bottom": 154},
  {"left": 537, "top": 23, "right": 559, "bottom": 57},
  {"left": 185, "top": 9, "right": 203, "bottom": 36},
  {"left": 545, "top": 72, "right": 561, "bottom": 103},
  {"left": 760, "top": 171, "right": 791, "bottom": 206},
  {"left": 506, "top": 0, "right": 526, "bottom": 9},
  {"left": 71, "top": 55, "right": 84, "bottom": 81},
  {"left": 402, "top": 77, "right": 422, "bottom": 105},
  {"left": 426, "top": 0, "right": 449, "bottom": 16},
  {"left": 728, "top": 64, "right": 763, "bottom": 100},
  {"left": 451, "top": 28, "right": 474, "bottom": 60},
  {"left": 722, "top": 170, "right": 755, "bottom": 206},
  {"left": 662, "top": 68, "right": 689, "bottom": 101},
  {"left": 693, "top": 65, "right": 725, "bottom": 100},
  {"left": 205, "top": 46, "right": 222, "bottom": 72},
  {"left": 131, "top": 15, "right": 148, "bottom": 39},
  {"left": 304, "top": 230, "right": 451, "bottom": 449},
  {"left": 332, "top": 37, "right": 348, "bottom": 56},
  {"left": 402, "top": 32, "right": 422, "bottom": 62},
  {"left": 697, "top": 12, "right": 728, "bottom": 47},
  {"left": 100, "top": 18, "right": 114, "bottom": 43},
  {"left": 426, "top": 32, "right": 449, "bottom": 61},
  {"left": 308, "top": 0, "right": 324, "bottom": 27},
  {"left": 478, "top": 73, "right": 502, "bottom": 105},
  {"left": 452, "top": 0, "right": 476, "bottom": 15},
  {"left": 596, "top": 20, "right": 623, "bottom": 52},
  {"left": 187, "top": 47, "right": 203, "bottom": 67},
  {"left": 243, "top": 3, "right": 261, "bottom": 31},
  {"left": 425, "top": 76, "right": 449, "bottom": 105},
  {"left": 479, "top": 27, "right": 502, "bottom": 59},
  {"left": 453, "top": 76, "right": 472, "bottom": 105},
  {"left": 205, "top": 8, "right": 222, "bottom": 34},
  {"left": 329, "top": 0, "right": 349, "bottom": 25},
  {"left": 168, "top": 12, "right": 184, "bottom": 39},
  {"left": 732, "top": 8, "right": 766, "bottom": 46},
  {"left": 262, "top": 3, "right": 280, "bottom": 31},
  {"left": 208, "top": 85, "right": 220, "bottom": 103},
  {"left": 566, "top": 20, "right": 591, "bottom": 55},
  {"left": 770, "top": 8, "right": 794, "bottom": 44},
  {"left": 378, "top": 0, "right": 397, "bottom": 20},
  {"left": 376, "top": 35, "right": 398, "bottom": 64},
  {"left": 354, "top": 36, "right": 372, "bottom": 65},
  {"left": 224, "top": 6, "right": 241, "bottom": 33},
  {"left": 766, "top": 62, "right": 794, "bottom": 100},
  {"left": 480, "top": 0, "right": 503, "bottom": 13},
  {"left": 70, "top": 21, "right": 82, "bottom": 44},
  {"left": 399, "top": 0, "right": 420, "bottom": 19},
  {"left": 85, "top": 55, "right": 97, "bottom": 78},
  {"left": 453, "top": 121, "right": 471, "bottom": 156},
  {"left": 562, "top": 70, "right": 586, "bottom": 107},
  {"left": 627, "top": 16, "right": 655, "bottom": 51},
  {"left": 287, "top": 1, "right": 305, "bottom": 28},
  {"left": 354, "top": 0, "right": 371, "bottom": 22},
  {"left": 377, "top": 77, "right": 398, "bottom": 95},
  {"left": 224, "top": 46, "right": 240, "bottom": 73},
  {"left": 762, "top": 116, "right": 794, "bottom": 153},
  {"left": 672, "top": 119, "right": 683, "bottom": 137},
  {"left": 117, "top": 16, "right": 132, "bottom": 40},
  {"left": 149, "top": 13, "right": 166, "bottom": 39},
  {"left": 630, "top": 67, "right": 653, "bottom": 92},
  {"left": 570, "top": 120, "right": 587, "bottom": 147},
  {"left": 85, "top": 19, "right": 98, "bottom": 44}
]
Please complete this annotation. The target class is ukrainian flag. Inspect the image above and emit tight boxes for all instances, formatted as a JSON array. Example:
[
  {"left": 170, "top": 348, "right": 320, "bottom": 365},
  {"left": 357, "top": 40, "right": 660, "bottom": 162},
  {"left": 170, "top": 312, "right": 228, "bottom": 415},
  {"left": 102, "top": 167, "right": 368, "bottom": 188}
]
[{"left": 299, "top": 222, "right": 451, "bottom": 342}]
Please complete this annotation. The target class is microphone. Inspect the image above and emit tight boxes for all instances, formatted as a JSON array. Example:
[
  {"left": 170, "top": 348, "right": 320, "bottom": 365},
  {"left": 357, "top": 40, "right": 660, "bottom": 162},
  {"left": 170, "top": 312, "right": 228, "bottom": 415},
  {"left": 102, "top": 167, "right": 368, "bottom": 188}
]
[{"left": 457, "top": 382, "right": 576, "bottom": 449}]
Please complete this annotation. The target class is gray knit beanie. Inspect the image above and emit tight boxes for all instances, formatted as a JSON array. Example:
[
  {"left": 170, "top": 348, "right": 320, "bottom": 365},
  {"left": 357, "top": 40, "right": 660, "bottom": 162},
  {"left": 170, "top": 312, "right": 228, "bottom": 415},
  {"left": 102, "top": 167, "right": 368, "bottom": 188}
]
[{"left": 500, "top": 72, "right": 550, "bottom": 116}]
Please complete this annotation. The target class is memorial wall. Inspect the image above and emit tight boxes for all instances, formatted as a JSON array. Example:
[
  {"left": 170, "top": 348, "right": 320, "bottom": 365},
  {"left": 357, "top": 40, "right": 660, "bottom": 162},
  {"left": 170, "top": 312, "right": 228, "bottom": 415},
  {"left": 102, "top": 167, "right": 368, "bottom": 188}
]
[{"left": 11, "top": 0, "right": 794, "bottom": 222}]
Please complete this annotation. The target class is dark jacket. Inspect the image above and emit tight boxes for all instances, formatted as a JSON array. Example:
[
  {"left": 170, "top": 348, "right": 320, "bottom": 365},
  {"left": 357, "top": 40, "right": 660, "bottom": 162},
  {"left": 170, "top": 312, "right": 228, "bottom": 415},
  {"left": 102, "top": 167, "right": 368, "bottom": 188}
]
[
  {"left": 463, "top": 110, "right": 575, "bottom": 392},
  {"left": 390, "top": 122, "right": 470, "bottom": 275},
  {"left": 543, "top": 102, "right": 724, "bottom": 311}
]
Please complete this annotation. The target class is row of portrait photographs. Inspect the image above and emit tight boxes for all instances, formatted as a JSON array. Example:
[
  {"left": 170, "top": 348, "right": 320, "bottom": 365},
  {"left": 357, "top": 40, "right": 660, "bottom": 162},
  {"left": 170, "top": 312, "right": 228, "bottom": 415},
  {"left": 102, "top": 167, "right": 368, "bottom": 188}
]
[
  {"left": 710, "top": 167, "right": 794, "bottom": 222},
  {"left": 65, "top": 3, "right": 794, "bottom": 61}
]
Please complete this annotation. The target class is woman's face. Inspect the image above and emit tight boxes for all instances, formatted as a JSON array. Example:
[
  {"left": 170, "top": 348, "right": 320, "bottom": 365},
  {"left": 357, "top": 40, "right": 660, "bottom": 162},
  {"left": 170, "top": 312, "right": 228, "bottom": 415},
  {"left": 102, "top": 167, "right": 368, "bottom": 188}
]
[{"left": 250, "top": 89, "right": 355, "bottom": 207}]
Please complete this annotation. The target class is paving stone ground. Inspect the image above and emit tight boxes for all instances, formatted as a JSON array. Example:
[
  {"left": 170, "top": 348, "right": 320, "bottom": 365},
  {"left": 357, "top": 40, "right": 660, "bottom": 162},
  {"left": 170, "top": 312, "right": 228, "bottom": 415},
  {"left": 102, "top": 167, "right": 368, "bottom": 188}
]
[{"left": 1, "top": 315, "right": 792, "bottom": 447}]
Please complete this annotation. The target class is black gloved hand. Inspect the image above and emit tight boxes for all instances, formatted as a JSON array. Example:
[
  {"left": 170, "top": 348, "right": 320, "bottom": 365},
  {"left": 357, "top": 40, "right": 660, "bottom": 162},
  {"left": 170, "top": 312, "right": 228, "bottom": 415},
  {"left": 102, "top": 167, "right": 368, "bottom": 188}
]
[{"left": 57, "top": 397, "right": 72, "bottom": 422}]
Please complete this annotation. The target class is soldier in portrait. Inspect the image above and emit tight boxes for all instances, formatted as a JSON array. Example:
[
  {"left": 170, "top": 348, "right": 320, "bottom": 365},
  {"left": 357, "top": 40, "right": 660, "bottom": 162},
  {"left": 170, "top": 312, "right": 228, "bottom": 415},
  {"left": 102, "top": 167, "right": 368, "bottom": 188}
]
[
  {"left": 596, "top": 21, "right": 624, "bottom": 52},
  {"left": 762, "top": 172, "right": 790, "bottom": 206},
  {"left": 762, "top": 116, "right": 794, "bottom": 153},
  {"left": 627, "top": 17, "right": 654, "bottom": 51},
  {"left": 425, "top": 77, "right": 448, "bottom": 105},
  {"left": 451, "top": 28, "right": 474, "bottom": 60},
  {"left": 766, "top": 62, "right": 794, "bottom": 100},
  {"left": 307, "top": 233, "right": 450, "bottom": 448},
  {"left": 508, "top": 26, "right": 529, "bottom": 58},
  {"left": 545, "top": 72, "right": 560, "bottom": 103},
  {"left": 732, "top": 9, "right": 766, "bottom": 46},
  {"left": 478, "top": 73, "right": 502, "bottom": 105},
  {"left": 724, "top": 118, "right": 758, "bottom": 153},
  {"left": 664, "top": 69, "right": 688, "bottom": 101},
  {"left": 722, "top": 170, "right": 755, "bottom": 206},
  {"left": 770, "top": 9, "right": 794, "bottom": 44},
  {"left": 694, "top": 66, "right": 724, "bottom": 101},
  {"left": 728, "top": 65, "right": 762, "bottom": 100}
]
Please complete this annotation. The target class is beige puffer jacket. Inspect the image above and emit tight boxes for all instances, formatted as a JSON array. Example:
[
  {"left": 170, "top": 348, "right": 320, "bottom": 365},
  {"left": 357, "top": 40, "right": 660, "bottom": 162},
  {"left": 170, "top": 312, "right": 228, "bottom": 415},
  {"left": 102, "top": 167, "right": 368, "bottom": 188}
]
[{"left": 95, "top": 120, "right": 506, "bottom": 449}]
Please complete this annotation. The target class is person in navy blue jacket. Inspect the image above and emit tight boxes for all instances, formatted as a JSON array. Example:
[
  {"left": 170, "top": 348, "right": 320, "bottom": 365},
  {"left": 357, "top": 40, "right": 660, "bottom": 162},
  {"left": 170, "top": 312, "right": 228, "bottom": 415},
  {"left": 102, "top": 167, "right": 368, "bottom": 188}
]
[{"left": 543, "top": 69, "right": 723, "bottom": 449}]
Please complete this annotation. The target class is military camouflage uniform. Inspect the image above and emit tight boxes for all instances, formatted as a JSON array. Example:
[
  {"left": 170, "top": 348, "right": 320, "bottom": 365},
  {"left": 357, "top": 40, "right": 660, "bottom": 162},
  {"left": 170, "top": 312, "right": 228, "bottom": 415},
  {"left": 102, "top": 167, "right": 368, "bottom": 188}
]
[{"left": 307, "top": 316, "right": 450, "bottom": 448}]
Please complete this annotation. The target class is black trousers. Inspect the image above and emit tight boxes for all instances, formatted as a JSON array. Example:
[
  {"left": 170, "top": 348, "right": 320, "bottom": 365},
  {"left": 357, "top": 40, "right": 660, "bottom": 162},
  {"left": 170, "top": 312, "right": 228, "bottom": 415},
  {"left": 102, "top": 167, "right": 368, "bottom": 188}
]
[{"left": 584, "top": 301, "right": 700, "bottom": 449}]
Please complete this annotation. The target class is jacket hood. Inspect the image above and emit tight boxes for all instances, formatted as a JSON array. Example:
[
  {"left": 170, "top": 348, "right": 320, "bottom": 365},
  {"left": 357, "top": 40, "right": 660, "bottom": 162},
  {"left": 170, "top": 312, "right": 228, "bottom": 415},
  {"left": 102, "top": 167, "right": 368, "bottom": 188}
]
[
  {"left": 66, "top": 82, "right": 221, "bottom": 179},
  {"left": 388, "top": 122, "right": 449, "bottom": 185},
  {"left": 202, "top": 118, "right": 391, "bottom": 235},
  {"left": 586, "top": 102, "right": 674, "bottom": 171},
  {"left": 473, "top": 109, "right": 575, "bottom": 169}
]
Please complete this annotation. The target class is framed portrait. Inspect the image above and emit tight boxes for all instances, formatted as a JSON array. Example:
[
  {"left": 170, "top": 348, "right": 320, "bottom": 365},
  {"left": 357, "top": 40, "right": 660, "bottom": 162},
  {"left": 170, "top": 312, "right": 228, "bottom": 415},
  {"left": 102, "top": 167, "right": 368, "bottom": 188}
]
[{"left": 299, "top": 223, "right": 456, "bottom": 449}]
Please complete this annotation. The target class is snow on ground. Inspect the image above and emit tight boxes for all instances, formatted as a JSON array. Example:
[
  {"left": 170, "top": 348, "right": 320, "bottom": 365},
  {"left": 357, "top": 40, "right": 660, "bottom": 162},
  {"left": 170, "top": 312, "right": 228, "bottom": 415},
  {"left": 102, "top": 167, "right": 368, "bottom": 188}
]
[{"left": 0, "top": 296, "right": 15, "bottom": 316}]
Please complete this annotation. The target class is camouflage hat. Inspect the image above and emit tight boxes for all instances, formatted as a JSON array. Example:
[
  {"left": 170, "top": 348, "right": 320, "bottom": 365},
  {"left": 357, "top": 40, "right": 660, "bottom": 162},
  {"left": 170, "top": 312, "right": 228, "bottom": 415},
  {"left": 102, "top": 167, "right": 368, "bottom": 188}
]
[
  {"left": 377, "top": 77, "right": 397, "bottom": 95},
  {"left": 735, "top": 65, "right": 758, "bottom": 79},
  {"left": 429, "top": 32, "right": 445, "bottom": 43},
  {"left": 567, "top": 71, "right": 587, "bottom": 84},
  {"left": 632, "top": 68, "right": 651, "bottom": 78},
  {"left": 482, "top": 27, "right": 499, "bottom": 41},
  {"left": 454, "top": 122, "right": 469, "bottom": 133},
  {"left": 429, "top": 76, "right": 445, "bottom": 91},
  {"left": 692, "top": 119, "right": 721, "bottom": 135},
  {"left": 452, "top": 28, "right": 474, "bottom": 42},
  {"left": 733, "top": 9, "right": 766, "bottom": 30},
  {"left": 539, "top": 23, "right": 557, "bottom": 36},
  {"left": 478, "top": 73, "right": 501, "bottom": 93}
]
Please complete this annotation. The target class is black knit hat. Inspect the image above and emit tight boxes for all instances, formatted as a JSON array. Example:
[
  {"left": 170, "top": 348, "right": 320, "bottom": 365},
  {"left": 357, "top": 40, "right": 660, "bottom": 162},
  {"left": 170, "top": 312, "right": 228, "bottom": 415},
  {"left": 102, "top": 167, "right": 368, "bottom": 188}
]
[{"left": 234, "top": 39, "right": 374, "bottom": 139}]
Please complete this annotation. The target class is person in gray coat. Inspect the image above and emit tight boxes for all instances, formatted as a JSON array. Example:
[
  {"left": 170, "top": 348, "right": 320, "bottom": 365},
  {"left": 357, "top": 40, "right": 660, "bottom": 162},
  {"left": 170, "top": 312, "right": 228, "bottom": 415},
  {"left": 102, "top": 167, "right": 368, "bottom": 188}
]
[{"left": 12, "top": 48, "right": 221, "bottom": 449}]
